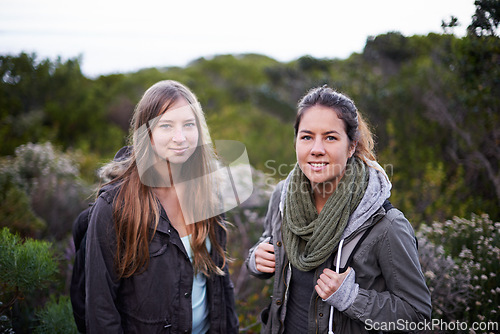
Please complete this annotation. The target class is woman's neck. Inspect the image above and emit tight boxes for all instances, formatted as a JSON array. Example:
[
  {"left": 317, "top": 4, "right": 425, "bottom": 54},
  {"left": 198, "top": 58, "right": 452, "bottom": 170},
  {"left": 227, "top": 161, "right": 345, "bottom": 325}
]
[
  {"left": 153, "top": 159, "right": 183, "bottom": 186},
  {"left": 152, "top": 185, "right": 191, "bottom": 237}
]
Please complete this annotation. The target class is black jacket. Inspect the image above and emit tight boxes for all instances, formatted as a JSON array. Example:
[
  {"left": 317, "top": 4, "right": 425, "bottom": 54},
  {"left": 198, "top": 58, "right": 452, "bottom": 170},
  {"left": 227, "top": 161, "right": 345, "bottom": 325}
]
[{"left": 85, "top": 184, "right": 239, "bottom": 333}]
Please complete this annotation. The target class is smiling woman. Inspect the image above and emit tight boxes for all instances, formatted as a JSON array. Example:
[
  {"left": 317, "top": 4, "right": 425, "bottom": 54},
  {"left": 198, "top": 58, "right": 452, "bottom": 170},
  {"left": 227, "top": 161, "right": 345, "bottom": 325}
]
[{"left": 246, "top": 85, "right": 432, "bottom": 333}]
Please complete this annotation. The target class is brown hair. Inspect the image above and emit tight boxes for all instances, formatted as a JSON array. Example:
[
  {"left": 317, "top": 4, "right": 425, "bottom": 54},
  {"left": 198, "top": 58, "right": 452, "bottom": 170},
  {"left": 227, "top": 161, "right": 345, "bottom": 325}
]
[
  {"left": 294, "top": 85, "right": 376, "bottom": 163},
  {"left": 106, "top": 80, "right": 227, "bottom": 278}
]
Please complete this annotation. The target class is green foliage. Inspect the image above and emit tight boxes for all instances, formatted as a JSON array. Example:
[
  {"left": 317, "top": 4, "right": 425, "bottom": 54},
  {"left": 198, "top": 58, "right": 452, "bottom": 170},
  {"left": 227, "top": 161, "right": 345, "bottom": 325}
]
[
  {"left": 353, "top": 29, "right": 500, "bottom": 224},
  {"left": 418, "top": 214, "right": 499, "bottom": 323},
  {"left": 468, "top": 0, "right": 499, "bottom": 37},
  {"left": 364, "top": 32, "right": 414, "bottom": 63},
  {"left": 2, "top": 39, "right": 498, "bottom": 221},
  {"left": 0, "top": 165, "right": 46, "bottom": 237},
  {"left": 34, "top": 295, "right": 78, "bottom": 334},
  {"left": 0, "top": 142, "right": 93, "bottom": 240},
  {"left": 0, "top": 228, "right": 58, "bottom": 311},
  {"left": 418, "top": 235, "right": 471, "bottom": 322},
  {"left": 0, "top": 312, "right": 14, "bottom": 334},
  {"left": 0, "top": 53, "right": 126, "bottom": 157},
  {"left": 0, "top": 142, "right": 92, "bottom": 332}
]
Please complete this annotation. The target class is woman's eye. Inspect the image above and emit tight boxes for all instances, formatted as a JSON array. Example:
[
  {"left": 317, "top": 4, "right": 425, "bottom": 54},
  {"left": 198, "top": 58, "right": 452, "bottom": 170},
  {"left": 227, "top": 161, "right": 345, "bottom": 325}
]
[
  {"left": 301, "top": 135, "right": 312, "bottom": 140},
  {"left": 185, "top": 122, "right": 196, "bottom": 128},
  {"left": 160, "top": 124, "right": 172, "bottom": 129},
  {"left": 326, "top": 136, "right": 337, "bottom": 141}
]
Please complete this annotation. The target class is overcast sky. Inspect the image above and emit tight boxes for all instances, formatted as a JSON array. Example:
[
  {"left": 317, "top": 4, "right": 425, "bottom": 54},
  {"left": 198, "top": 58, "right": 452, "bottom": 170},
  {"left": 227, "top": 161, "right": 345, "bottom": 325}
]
[{"left": 1, "top": 0, "right": 476, "bottom": 78}]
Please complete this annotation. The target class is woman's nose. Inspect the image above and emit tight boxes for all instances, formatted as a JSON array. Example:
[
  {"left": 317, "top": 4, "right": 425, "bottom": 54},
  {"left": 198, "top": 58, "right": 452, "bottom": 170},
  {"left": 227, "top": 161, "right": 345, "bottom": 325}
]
[
  {"left": 172, "top": 127, "right": 186, "bottom": 143},
  {"left": 310, "top": 139, "right": 325, "bottom": 156}
]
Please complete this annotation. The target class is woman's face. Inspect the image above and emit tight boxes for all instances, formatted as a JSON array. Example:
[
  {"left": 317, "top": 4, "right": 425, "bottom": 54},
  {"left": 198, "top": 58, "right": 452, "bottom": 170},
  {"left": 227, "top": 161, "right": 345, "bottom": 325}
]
[
  {"left": 150, "top": 97, "right": 199, "bottom": 165},
  {"left": 295, "top": 105, "right": 355, "bottom": 191}
]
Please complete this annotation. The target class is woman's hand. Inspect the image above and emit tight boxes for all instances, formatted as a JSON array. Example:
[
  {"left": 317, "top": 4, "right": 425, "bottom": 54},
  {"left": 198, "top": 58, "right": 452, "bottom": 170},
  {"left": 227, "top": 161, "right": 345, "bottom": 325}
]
[
  {"left": 254, "top": 242, "right": 276, "bottom": 273},
  {"left": 315, "top": 267, "right": 352, "bottom": 300}
]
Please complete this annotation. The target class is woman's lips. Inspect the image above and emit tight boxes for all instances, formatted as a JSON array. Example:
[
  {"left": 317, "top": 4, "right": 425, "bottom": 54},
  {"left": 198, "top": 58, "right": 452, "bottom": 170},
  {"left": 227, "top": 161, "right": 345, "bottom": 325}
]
[
  {"left": 170, "top": 147, "right": 189, "bottom": 155},
  {"left": 309, "top": 162, "right": 328, "bottom": 171}
]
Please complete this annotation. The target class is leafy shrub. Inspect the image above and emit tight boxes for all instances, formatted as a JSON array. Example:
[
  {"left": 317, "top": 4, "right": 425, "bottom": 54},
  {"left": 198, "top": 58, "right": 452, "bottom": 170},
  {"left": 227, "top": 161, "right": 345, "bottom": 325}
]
[
  {"left": 0, "top": 166, "right": 45, "bottom": 238},
  {"left": 418, "top": 235, "right": 471, "bottom": 321},
  {"left": 418, "top": 214, "right": 499, "bottom": 325},
  {"left": 1, "top": 142, "right": 93, "bottom": 240},
  {"left": 34, "top": 296, "right": 77, "bottom": 334},
  {"left": 0, "top": 227, "right": 58, "bottom": 332},
  {"left": 0, "top": 312, "right": 15, "bottom": 334},
  {"left": 0, "top": 227, "right": 58, "bottom": 298}
]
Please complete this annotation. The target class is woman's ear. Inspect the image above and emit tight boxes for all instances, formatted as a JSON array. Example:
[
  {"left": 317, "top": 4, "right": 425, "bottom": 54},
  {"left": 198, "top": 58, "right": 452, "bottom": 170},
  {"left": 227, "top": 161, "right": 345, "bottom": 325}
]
[{"left": 349, "top": 141, "right": 357, "bottom": 158}]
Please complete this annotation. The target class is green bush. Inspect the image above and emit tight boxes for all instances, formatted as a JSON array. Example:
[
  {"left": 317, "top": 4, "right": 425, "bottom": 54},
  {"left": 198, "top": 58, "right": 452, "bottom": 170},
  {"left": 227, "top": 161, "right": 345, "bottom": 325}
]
[
  {"left": 0, "top": 167, "right": 46, "bottom": 238},
  {"left": 0, "top": 312, "right": 15, "bottom": 334},
  {"left": 418, "top": 235, "right": 471, "bottom": 321},
  {"left": 0, "top": 227, "right": 58, "bottom": 332},
  {"left": 0, "top": 227, "right": 58, "bottom": 296},
  {"left": 34, "top": 296, "right": 77, "bottom": 334},
  {"left": 1, "top": 142, "right": 93, "bottom": 240}
]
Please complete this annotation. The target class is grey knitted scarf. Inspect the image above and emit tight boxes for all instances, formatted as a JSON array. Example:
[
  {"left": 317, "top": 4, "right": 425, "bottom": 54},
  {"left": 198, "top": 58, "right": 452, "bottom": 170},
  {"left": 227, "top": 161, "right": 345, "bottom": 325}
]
[{"left": 282, "top": 157, "right": 369, "bottom": 272}]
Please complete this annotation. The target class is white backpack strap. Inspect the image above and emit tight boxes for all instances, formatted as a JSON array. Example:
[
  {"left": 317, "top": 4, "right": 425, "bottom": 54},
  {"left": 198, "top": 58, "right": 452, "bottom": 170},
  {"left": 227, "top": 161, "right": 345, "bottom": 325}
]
[
  {"left": 332, "top": 231, "right": 364, "bottom": 270},
  {"left": 328, "top": 238, "right": 345, "bottom": 334}
]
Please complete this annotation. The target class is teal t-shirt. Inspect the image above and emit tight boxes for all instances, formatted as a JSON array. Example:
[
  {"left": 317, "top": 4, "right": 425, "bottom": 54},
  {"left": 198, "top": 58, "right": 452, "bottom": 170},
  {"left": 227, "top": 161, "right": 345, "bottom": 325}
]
[{"left": 181, "top": 235, "right": 210, "bottom": 334}]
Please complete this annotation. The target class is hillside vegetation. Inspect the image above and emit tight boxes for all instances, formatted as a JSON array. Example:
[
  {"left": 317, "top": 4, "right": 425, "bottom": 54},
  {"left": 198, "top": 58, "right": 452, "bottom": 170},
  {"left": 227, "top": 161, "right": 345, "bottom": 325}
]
[{"left": 2, "top": 30, "right": 499, "bottom": 224}]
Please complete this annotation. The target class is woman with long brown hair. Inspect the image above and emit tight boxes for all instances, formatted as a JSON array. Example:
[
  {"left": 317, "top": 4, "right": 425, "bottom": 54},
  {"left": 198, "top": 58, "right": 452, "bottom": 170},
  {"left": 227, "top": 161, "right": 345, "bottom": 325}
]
[
  {"left": 246, "top": 85, "right": 431, "bottom": 333},
  {"left": 85, "top": 80, "right": 239, "bottom": 333}
]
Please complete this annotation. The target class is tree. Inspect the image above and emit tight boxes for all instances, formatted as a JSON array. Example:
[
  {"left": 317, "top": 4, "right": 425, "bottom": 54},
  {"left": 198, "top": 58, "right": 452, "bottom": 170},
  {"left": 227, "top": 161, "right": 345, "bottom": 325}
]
[
  {"left": 421, "top": 33, "right": 500, "bottom": 212},
  {"left": 468, "top": 0, "right": 500, "bottom": 37},
  {"left": 0, "top": 53, "right": 126, "bottom": 157},
  {"left": 0, "top": 228, "right": 58, "bottom": 332}
]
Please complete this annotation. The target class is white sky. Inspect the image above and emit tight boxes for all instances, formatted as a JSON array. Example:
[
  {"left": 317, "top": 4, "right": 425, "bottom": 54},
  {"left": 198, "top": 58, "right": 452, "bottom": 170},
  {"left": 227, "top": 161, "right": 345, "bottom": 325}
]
[{"left": 1, "top": 0, "right": 476, "bottom": 78}]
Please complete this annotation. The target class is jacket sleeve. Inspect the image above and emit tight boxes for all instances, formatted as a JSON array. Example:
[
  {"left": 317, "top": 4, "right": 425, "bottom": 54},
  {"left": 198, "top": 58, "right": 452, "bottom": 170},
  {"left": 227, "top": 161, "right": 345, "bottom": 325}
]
[
  {"left": 343, "top": 209, "right": 432, "bottom": 325},
  {"left": 85, "top": 195, "right": 124, "bottom": 334},
  {"left": 245, "top": 181, "right": 284, "bottom": 279}
]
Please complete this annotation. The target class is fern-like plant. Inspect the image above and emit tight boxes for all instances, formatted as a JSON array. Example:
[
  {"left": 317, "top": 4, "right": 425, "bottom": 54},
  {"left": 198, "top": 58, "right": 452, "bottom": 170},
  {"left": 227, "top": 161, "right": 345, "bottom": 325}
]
[
  {"left": 0, "top": 227, "right": 58, "bottom": 317},
  {"left": 34, "top": 296, "right": 78, "bottom": 334}
]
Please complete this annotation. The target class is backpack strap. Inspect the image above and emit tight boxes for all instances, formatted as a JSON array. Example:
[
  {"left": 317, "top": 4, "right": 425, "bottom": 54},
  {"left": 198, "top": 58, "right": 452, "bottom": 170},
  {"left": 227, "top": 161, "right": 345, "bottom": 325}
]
[
  {"left": 70, "top": 203, "right": 94, "bottom": 333},
  {"left": 382, "top": 199, "right": 394, "bottom": 212},
  {"left": 72, "top": 204, "right": 93, "bottom": 251},
  {"left": 334, "top": 200, "right": 394, "bottom": 272}
]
